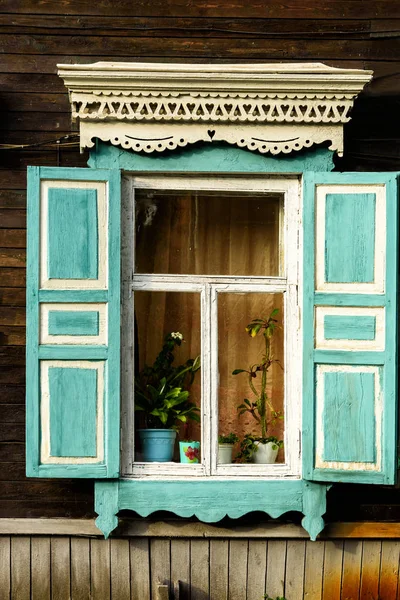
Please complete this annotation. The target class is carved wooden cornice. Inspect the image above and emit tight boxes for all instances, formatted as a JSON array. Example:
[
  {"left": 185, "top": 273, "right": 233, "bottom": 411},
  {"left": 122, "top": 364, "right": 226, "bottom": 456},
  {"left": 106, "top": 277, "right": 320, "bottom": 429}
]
[{"left": 58, "top": 62, "right": 372, "bottom": 156}]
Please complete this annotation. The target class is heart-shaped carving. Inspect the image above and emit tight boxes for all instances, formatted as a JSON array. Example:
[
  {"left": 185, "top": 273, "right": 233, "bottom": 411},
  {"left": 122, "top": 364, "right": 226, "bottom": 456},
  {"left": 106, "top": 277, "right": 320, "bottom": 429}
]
[{"left": 208, "top": 130, "right": 216, "bottom": 139}]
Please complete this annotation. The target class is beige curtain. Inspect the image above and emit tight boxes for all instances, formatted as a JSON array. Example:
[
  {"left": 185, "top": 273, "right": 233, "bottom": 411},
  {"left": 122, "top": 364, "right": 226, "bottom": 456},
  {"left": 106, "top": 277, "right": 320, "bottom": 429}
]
[{"left": 134, "top": 191, "right": 284, "bottom": 460}]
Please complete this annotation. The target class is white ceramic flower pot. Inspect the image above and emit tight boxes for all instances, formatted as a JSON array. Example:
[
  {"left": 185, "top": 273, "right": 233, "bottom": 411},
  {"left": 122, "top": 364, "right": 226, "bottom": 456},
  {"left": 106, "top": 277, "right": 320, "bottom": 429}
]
[
  {"left": 218, "top": 443, "right": 234, "bottom": 464},
  {"left": 253, "top": 441, "right": 279, "bottom": 464}
]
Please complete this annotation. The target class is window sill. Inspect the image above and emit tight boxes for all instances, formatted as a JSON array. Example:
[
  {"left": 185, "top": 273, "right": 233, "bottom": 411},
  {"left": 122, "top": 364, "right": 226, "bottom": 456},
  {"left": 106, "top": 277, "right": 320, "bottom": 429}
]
[{"left": 94, "top": 478, "right": 329, "bottom": 540}]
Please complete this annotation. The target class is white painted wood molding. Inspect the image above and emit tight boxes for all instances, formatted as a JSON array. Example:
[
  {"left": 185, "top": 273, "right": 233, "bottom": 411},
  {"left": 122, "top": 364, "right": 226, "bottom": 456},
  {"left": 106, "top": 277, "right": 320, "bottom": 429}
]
[{"left": 57, "top": 62, "right": 372, "bottom": 156}]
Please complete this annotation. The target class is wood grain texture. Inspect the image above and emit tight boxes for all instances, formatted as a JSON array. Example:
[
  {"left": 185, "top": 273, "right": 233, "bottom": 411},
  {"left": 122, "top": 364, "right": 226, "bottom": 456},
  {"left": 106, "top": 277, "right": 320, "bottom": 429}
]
[
  {"left": 1, "top": 0, "right": 399, "bottom": 19},
  {"left": 1, "top": 34, "right": 399, "bottom": 60},
  {"left": 379, "top": 541, "right": 400, "bottom": 600},
  {"left": 31, "top": 536, "right": 50, "bottom": 600},
  {"left": 0, "top": 536, "right": 11, "bottom": 600},
  {"left": 359, "top": 540, "right": 382, "bottom": 600},
  {"left": 110, "top": 538, "right": 130, "bottom": 600},
  {"left": 150, "top": 539, "right": 171, "bottom": 600},
  {"left": 190, "top": 539, "right": 210, "bottom": 600},
  {"left": 246, "top": 540, "right": 267, "bottom": 600},
  {"left": 322, "top": 540, "right": 343, "bottom": 600},
  {"left": 265, "top": 540, "right": 286, "bottom": 599},
  {"left": 285, "top": 540, "right": 305, "bottom": 599},
  {"left": 341, "top": 540, "right": 363, "bottom": 600},
  {"left": 11, "top": 536, "right": 30, "bottom": 600},
  {"left": 304, "top": 540, "right": 325, "bottom": 599},
  {"left": 209, "top": 540, "right": 229, "bottom": 600},
  {"left": 228, "top": 539, "right": 248, "bottom": 600},
  {"left": 90, "top": 538, "right": 111, "bottom": 600},
  {"left": 50, "top": 537, "right": 71, "bottom": 600},
  {"left": 70, "top": 537, "right": 91, "bottom": 600},
  {"left": 170, "top": 539, "right": 190, "bottom": 599},
  {"left": 130, "top": 538, "right": 151, "bottom": 600}
]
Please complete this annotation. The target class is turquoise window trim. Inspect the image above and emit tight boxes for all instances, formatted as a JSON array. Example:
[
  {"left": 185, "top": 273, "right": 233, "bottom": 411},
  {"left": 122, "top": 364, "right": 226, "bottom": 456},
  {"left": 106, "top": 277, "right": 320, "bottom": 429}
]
[
  {"left": 94, "top": 479, "right": 329, "bottom": 541},
  {"left": 23, "top": 144, "right": 392, "bottom": 538},
  {"left": 89, "top": 141, "right": 335, "bottom": 173},
  {"left": 302, "top": 171, "right": 398, "bottom": 486},
  {"left": 26, "top": 166, "right": 121, "bottom": 479},
  {"left": 87, "top": 143, "right": 336, "bottom": 540}
]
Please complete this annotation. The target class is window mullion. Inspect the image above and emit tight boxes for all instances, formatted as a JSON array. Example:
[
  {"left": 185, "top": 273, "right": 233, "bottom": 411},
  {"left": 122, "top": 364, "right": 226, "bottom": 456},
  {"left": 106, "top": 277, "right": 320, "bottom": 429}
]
[
  {"left": 209, "top": 284, "right": 219, "bottom": 475},
  {"left": 201, "top": 282, "right": 212, "bottom": 476}
]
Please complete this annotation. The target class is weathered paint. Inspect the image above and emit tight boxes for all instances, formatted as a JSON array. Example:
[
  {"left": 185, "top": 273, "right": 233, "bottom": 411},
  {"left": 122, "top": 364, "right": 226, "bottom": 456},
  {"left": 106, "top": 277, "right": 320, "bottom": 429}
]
[
  {"left": 48, "top": 310, "right": 100, "bottom": 336},
  {"left": 323, "top": 370, "right": 376, "bottom": 462},
  {"left": 49, "top": 366, "right": 97, "bottom": 457},
  {"left": 303, "top": 172, "right": 398, "bottom": 486},
  {"left": 89, "top": 141, "right": 335, "bottom": 172},
  {"left": 95, "top": 479, "right": 329, "bottom": 540},
  {"left": 48, "top": 188, "right": 98, "bottom": 280},
  {"left": 2, "top": 534, "right": 400, "bottom": 600},
  {"left": 324, "top": 193, "right": 376, "bottom": 283},
  {"left": 324, "top": 314, "right": 376, "bottom": 340},
  {"left": 26, "top": 166, "right": 121, "bottom": 479}
]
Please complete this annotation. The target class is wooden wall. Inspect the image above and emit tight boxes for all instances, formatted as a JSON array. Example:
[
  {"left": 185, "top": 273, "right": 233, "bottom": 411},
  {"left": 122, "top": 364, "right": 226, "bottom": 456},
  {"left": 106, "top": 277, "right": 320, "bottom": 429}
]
[
  {"left": 1, "top": 534, "right": 400, "bottom": 600},
  {"left": 0, "top": 1, "right": 399, "bottom": 520}
]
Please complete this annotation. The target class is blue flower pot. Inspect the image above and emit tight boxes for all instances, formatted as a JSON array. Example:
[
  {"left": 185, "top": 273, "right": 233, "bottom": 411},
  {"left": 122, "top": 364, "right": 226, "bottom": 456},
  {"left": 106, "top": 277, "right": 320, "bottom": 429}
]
[{"left": 138, "top": 429, "right": 177, "bottom": 462}]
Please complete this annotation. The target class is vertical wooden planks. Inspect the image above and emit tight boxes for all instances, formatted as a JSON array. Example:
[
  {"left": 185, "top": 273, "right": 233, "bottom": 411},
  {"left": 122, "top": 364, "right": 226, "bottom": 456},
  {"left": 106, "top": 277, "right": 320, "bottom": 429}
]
[
  {"left": 51, "top": 537, "right": 71, "bottom": 600},
  {"left": 171, "top": 539, "right": 190, "bottom": 598},
  {"left": 246, "top": 540, "right": 267, "bottom": 600},
  {"left": 71, "top": 537, "right": 91, "bottom": 600},
  {"left": 304, "top": 540, "right": 324, "bottom": 599},
  {"left": 31, "top": 536, "right": 50, "bottom": 600},
  {"left": 130, "top": 538, "right": 151, "bottom": 600},
  {"left": 285, "top": 540, "right": 305, "bottom": 599},
  {"left": 110, "top": 539, "right": 130, "bottom": 600},
  {"left": 11, "top": 536, "right": 30, "bottom": 600},
  {"left": 228, "top": 540, "right": 248, "bottom": 600},
  {"left": 359, "top": 540, "right": 381, "bottom": 600},
  {"left": 380, "top": 541, "right": 400, "bottom": 600},
  {"left": 150, "top": 539, "right": 171, "bottom": 600},
  {"left": 91, "top": 538, "right": 111, "bottom": 600},
  {"left": 341, "top": 540, "right": 363, "bottom": 600},
  {"left": 322, "top": 540, "right": 343, "bottom": 600},
  {"left": 0, "top": 536, "right": 11, "bottom": 600},
  {"left": 265, "top": 540, "right": 286, "bottom": 599},
  {"left": 378, "top": 541, "right": 400, "bottom": 600},
  {"left": 210, "top": 540, "right": 229, "bottom": 600},
  {"left": 190, "top": 539, "right": 210, "bottom": 600}
]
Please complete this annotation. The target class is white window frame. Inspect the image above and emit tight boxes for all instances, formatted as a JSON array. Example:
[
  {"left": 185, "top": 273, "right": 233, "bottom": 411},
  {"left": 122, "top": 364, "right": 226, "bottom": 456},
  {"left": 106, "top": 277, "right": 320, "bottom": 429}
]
[{"left": 121, "top": 174, "right": 302, "bottom": 479}]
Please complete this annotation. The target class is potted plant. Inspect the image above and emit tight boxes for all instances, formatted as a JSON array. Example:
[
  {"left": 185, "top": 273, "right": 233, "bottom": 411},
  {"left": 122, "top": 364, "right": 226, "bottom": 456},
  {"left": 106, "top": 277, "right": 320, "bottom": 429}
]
[
  {"left": 233, "top": 309, "right": 283, "bottom": 464},
  {"left": 135, "top": 332, "right": 200, "bottom": 462},
  {"left": 218, "top": 432, "right": 239, "bottom": 464},
  {"left": 179, "top": 422, "right": 201, "bottom": 463}
]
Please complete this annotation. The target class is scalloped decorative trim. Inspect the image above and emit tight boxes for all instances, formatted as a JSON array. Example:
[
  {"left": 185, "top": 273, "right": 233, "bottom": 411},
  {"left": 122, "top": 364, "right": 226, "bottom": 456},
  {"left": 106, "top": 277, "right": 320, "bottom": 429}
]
[
  {"left": 58, "top": 61, "right": 372, "bottom": 156},
  {"left": 80, "top": 121, "right": 344, "bottom": 156}
]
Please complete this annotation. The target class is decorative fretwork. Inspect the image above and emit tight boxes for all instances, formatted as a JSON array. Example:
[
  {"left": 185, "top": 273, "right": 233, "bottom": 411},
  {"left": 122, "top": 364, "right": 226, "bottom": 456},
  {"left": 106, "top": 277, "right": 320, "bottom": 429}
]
[
  {"left": 72, "top": 94, "right": 353, "bottom": 125},
  {"left": 58, "top": 62, "right": 373, "bottom": 156}
]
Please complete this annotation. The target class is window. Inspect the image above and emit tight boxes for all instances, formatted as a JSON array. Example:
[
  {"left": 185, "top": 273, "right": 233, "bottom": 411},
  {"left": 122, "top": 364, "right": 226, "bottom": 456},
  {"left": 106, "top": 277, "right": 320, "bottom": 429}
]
[{"left": 121, "top": 175, "right": 302, "bottom": 478}]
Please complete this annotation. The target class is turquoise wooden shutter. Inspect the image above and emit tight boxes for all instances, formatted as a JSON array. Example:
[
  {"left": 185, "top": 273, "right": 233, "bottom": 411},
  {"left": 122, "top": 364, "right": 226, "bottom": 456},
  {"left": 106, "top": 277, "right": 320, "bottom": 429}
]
[
  {"left": 303, "top": 172, "right": 398, "bottom": 484},
  {"left": 26, "top": 167, "right": 120, "bottom": 478}
]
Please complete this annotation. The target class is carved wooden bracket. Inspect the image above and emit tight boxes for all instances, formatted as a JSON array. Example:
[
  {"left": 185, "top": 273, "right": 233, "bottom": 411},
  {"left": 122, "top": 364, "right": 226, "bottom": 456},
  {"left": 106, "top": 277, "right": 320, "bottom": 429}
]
[{"left": 58, "top": 62, "right": 372, "bottom": 157}]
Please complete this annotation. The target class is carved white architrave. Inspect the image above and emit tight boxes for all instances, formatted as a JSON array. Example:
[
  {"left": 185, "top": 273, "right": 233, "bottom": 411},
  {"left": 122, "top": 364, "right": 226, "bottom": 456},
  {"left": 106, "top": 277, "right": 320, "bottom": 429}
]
[{"left": 57, "top": 62, "right": 372, "bottom": 156}]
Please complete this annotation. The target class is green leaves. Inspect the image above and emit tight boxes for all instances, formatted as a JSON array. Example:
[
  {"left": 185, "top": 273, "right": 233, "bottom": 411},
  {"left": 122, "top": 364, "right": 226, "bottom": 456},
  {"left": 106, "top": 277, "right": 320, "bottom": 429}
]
[
  {"left": 232, "top": 369, "right": 247, "bottom": 375},
  {"left": 134, "top": 332, "right": 201, "bottom": 429}
]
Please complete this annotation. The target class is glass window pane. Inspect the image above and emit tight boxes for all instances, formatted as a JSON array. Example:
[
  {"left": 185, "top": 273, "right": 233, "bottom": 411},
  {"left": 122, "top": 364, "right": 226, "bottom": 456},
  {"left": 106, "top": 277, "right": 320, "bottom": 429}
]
[
  {"left": 134, "top": 291, "right": 201, "bottom": 463},
  {"left": 218, "top": 292, "right": 284, "bottom": 465},
  {"left": 135, "top": 190, "right": 282, "bottom": 276}
]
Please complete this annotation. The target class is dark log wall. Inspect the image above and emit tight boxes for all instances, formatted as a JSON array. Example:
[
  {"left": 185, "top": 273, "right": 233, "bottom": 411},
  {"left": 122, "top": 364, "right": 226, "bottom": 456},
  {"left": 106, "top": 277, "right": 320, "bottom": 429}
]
[{"left": 0, "top": 0, "right": 399, "bottom": 519}]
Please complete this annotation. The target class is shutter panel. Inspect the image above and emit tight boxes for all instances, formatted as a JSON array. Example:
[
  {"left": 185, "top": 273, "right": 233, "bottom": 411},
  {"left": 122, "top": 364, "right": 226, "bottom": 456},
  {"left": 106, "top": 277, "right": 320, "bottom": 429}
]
[
  {"left": 26, "top": 167, "right": 120, "bottom": 478},
  {"left": 303, "top": 172, "right": 398, "bottom": 484}
]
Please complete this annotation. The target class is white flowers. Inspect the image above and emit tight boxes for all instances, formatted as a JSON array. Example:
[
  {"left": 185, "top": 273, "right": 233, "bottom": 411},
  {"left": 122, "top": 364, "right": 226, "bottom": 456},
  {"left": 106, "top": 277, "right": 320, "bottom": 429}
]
[{"left": 170, "top": 332, "right": 183, "bottom": 340}]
